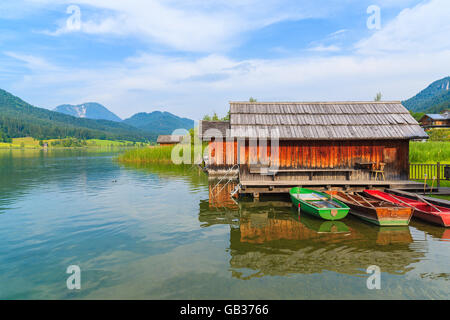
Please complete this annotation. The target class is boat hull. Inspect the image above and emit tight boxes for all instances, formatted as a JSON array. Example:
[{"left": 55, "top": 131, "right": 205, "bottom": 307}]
[
  {"left": 328, "top": 192, "right": 412, "bottom": 226},
  {"left": 364, "top": 190, "right": 450, "bottom": 227},
  {"left": 290, "top": 188, "right": 350, "bottom": 221},
  {"left": 348, "top": 207, "right": 411, "bottom": 226}
]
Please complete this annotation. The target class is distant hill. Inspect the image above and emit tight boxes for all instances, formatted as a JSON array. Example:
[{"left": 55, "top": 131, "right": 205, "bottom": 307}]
[
  {"left": 123, "top": 111, "right": 194, "bottom": 134},
  {"left": 54, "top": 102, "right": 122, "bottom": 122},
  {"left": 0, "top": 89, "right": 155, "bottom": 142},
  {"left": 403, "top": 76, "right": 450, "bottom": 113}
]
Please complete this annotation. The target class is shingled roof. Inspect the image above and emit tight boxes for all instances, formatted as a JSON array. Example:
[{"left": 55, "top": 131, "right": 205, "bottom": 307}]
[
  {"left": 421, "top": 112, "right": 450, "bottom": 121},
  {"left": 228, "top": 101, "right": 428, "bottom": 140},
  {"left": 157, "top": 135, "right": 185, "bottom": 144},
  {"left": 199, "top": 121, "right": 230, "bottom": 141}
]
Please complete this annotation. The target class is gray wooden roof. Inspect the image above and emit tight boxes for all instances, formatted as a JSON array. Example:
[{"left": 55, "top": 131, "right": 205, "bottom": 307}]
[
  {"left": 157, "top": 135, "right": 184, "bottom": 144},
  {"left": 421, "top": 113, "right": 450, "bottom": 121},
  {"left": 229, "top": 101, "right": 428, "bottom": 140},
  {"left": 199, "top": 121, "right": 230, "bottom": 141}
]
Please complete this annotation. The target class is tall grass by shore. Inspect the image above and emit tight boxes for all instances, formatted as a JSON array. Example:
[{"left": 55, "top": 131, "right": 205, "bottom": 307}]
[
  {"left": 119, "top": 141, "right": 449, "bottom": 165},
  {"left": 118, "top": 146, "right": 175, "bottom": 163},
  {"left": 409, "top": 141, "right": 450, "bottom": 163},
  {"left": 118, "top": 145, "right": 207, "bottom": 164}
]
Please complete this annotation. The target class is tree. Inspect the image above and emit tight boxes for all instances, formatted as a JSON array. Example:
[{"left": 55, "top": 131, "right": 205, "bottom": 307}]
[
  {"left": 410, "top": 111, "right": 425, "bottom": 121},
  {"left": 222, "top": 111, "right": 230, "bottom": 121},
  {"left": 249, "top": 97, "right": 257, "bottom": 102},
  {"left": 374, "top": 92, "right": 382, "bottom": 102},
  {"left": 202, "top": 111, "right": 230, "bottom": 121}
]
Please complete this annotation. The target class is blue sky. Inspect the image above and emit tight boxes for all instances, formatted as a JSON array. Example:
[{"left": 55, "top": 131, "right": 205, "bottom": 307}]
[{"left": 0, "top": 0, "right": 449, "bottom": 120}]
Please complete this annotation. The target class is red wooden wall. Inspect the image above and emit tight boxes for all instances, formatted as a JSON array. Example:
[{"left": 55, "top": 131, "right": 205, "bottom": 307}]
[{"left": 208, "top": 139, "right": 409, "bottom": 180}]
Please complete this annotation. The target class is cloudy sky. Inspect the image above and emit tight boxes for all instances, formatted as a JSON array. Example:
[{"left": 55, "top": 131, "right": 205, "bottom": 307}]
[{"left": 0, "top": 0, "right": 449, "bottom": 120}]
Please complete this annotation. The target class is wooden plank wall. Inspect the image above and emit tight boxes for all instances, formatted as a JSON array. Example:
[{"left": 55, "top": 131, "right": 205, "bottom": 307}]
[{"left": 208, "top": 139, "right": 409, "bottom": 181}]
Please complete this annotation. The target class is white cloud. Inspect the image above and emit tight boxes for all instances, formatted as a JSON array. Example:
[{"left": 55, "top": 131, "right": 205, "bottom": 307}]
[
  {"left": 3, "top": 52, "right": 59, "bottom": 71},
  {"left": 35, "top": 0, "right": 321, "bottom": 52},
  {"left": 356, "top": 0, "right": 450, "bottom": 54},
  {"left": 6, "top": 48, "right": 450, "bottom": 120},
  {"left": 3, "top": 0, "right": 450, "bottom": 120},
  {"left": 307, "top": 45, "right": 341, "bottom": 52},
  {"left": 328, "top": 29, "right": 348, "bottom": 38}
]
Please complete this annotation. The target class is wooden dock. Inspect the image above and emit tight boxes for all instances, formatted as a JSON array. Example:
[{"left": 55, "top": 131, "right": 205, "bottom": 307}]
[{"left": 239, "top": 180, "right": 429, "bottom": 197}]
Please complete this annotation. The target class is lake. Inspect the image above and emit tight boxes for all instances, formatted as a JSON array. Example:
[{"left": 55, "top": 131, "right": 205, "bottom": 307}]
[{"left": 0, "top": 149, "right": 449, "bottom": 299}]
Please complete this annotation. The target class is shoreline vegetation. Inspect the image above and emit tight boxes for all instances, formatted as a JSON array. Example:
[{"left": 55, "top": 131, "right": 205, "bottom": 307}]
[
  {"left": 0, "top": 137, "right": 151, "bottom": 149},
  {"left": 118, "top": 141, "right": 450, "bottom": 165},
  {"left": 118, "top": 146, "right": 175, "bottom": 164},
  {"left": 118, "top": 144, "right": 207, "bottom": 164},
  {"left": 3, "top": 138, "right": 448, "bottom": 165}
]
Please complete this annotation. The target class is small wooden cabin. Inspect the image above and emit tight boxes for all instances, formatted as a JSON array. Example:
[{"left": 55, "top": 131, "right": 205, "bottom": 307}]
[
  {"left": 200, "top": 101, "right": 428, "bottom": 186},
  {"left": 157, "top": 135, "right": 184, "bottom": 146},
  {"left": 419, "top": 112, "right": 450, "bottom": 128}
]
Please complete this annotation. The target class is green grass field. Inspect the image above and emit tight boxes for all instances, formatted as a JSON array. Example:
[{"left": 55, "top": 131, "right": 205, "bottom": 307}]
[
  {"left": 426, "top": 128, "right": 450, "bottom": 142},
  {"left": 0, "top": 137, "right": 148, "bottom": 149},
  {"left": 0, "top": 137, "right": 41, "bottom": 149},
  {"left": 410, "top": 141, "right": 450, "bottom": 163}
]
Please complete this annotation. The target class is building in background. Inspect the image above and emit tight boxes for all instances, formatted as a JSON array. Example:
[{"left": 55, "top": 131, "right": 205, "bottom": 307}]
[
  {"left": 419, "top": 112, "right": 450, "bottom": 128},
  {"left": 157, "top": 135, "right": 184, "bottom": 146}
]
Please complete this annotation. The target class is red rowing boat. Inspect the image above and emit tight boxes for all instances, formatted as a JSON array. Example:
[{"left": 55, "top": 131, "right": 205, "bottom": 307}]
[{"left": 364, "top": 190, "right": 450, "bottom": 227}]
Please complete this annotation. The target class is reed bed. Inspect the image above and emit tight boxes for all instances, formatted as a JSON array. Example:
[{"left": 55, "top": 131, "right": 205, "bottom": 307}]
[
  {"left": 118, "top": 145, "right": 206, "bottom": 164},
  {"left": 118, "top": 146, "right": 175, "bottom": 164}
]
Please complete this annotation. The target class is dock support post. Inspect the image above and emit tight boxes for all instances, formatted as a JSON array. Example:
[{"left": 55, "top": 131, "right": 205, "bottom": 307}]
[
  {"left": 437, "top": 162, "right": 440, "bottom": 189},
  {"left": 253, "top": 192, "right": 260, "bottom": 199}
]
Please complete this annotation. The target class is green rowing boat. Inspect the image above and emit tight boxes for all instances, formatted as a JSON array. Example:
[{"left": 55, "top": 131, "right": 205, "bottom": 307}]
[{"left": 289, "top": 187, "right": 350, "bottom": 221}]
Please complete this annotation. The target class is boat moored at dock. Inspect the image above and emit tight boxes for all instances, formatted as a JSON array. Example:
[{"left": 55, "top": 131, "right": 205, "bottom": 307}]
[
  {"left": 327, "top": 191, "right": 412, "bottom": 227},
  {"left": 289, "top": 187, "right": 350, "bottom": 221},
  {"left": 364, "top": 190, "right": 450, "bottom": 227}
]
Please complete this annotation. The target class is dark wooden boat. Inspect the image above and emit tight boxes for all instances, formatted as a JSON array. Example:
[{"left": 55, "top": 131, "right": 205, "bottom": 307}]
[
  {"left": 327, "top": 191, "right": 412, "bottom": 226},
  {"left": 364, "top": 190, "right": 450, "bottom": 227}
]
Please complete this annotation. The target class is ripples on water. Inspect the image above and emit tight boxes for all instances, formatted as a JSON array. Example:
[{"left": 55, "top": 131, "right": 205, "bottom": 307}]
[{"left": 0, "top": 149, "right": 448, "bottom": 299}]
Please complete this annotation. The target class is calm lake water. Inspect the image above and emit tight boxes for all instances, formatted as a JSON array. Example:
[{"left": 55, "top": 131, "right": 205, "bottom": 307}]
[{"left": 0, "top": 149, "right": 449, "bottom": 299}]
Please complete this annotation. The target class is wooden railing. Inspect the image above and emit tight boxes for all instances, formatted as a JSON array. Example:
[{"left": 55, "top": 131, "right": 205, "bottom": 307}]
[{"left": 409, "top": 162, "right": 449, "bottom": 187}]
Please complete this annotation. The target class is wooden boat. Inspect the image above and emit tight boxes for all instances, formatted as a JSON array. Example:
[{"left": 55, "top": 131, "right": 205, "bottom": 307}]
[
  {"left": 289, "top": 187, "right": 349, "bottom": 221},
  {"left": 327, "top": 191, "right": 412, "bottom": 226},
  {"left": 364, "top": 190, "right": 450, "bottom": 227}
]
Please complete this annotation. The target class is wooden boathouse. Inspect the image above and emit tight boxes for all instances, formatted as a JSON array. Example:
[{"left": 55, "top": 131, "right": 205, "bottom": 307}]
[
  {"left": 199, "top": 101, "right": 428, "bottom": 196},
  {"left": 157, "top": 134, "right": 184, "bottom": 146}
]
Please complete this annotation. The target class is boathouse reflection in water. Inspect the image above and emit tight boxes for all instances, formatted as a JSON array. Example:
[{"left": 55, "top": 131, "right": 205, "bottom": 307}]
[{"left": 200, "top": 183, "right": 427, "bottom": 280}]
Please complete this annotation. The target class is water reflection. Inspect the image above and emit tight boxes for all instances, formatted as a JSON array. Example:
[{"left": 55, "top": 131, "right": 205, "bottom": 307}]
[
  {"left": 1, "top": 151, "right": 448, "bottom": 299},
  {"left": 410, "top": 220, "right": 450, "bottom": 242},
  {"left": 199, "top": 184, "right": 427, "bottom": 280}
]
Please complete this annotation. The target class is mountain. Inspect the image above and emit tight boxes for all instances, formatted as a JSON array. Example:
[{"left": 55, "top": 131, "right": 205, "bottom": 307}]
[
  {"left": 123, "top": 111, "right": 194, "bottom": 134},
  {"left": 402, "top": 76, "right": 450, "bottom": 113},
  {"left": 0, "top": 89, "right": 155, "bottom": 142},
  {"left": 54, "top": 102, "right": 122, "bottom": 122}
]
